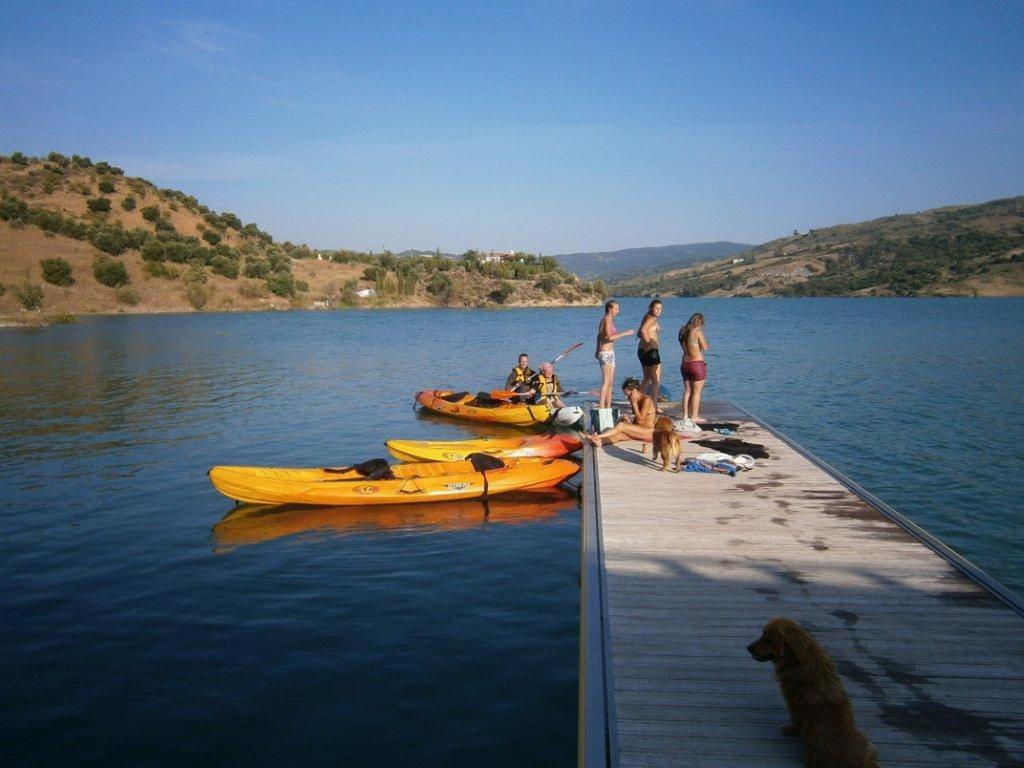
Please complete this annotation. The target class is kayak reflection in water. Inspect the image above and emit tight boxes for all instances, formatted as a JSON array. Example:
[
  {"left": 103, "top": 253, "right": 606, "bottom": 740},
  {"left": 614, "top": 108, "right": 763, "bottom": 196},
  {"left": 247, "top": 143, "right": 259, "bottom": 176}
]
[{"left": 212, "top": 489, "right": 577, "bottom": 551}]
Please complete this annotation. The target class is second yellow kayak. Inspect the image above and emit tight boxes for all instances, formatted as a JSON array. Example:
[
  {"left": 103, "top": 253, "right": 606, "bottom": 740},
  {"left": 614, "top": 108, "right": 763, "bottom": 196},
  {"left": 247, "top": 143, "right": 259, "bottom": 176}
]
[
  {"left": 386, "top": 433, "right": 582, "bottom": 462},
  {"left": 416, "top": 389, "right": 553, "bottom": 426}
]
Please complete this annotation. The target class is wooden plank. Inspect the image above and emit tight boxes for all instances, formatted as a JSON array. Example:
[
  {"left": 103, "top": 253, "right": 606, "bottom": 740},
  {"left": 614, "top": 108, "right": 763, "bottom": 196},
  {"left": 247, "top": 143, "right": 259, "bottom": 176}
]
[{"left": 581, "top": 399, "right": 1024, "bottom": 768}]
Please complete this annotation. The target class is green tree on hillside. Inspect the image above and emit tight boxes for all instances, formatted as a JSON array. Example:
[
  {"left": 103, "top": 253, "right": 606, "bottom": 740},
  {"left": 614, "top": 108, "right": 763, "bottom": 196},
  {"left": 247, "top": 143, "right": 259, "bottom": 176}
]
[
  {"left": 41, "top": 258, "right": 74, "bottom": 286},
  {"left": 93, "top": 256, "right": 129, "bottom": 287}
]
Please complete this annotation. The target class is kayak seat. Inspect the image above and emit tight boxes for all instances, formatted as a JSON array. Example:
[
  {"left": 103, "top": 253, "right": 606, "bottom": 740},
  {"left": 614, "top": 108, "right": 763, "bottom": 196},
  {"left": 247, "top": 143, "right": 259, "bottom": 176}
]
[
  {"left": 439, "top": 391, "right": 470, "bottom": 403},
  {"left": 354, "top": 458, "right": 395, "bottom": 480},
  {"left": 472, "top": 393, "right": 507, "bottom": 408},
  {"left": 468, "top": 453, "right": 506, "bottom": 472}
]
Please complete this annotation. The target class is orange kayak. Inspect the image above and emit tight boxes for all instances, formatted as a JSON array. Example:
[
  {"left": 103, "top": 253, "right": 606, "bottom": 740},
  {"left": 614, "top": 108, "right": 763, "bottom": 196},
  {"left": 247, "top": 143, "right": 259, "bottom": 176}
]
[
  {"left": 386, "top": 433, "right": 582, "bottom": 462},
  {"left": 208, "top": 456, "right": 579, "bottom": 506},
  {"left": 415, "top": 389, "right": 553, "bottom": 426}
]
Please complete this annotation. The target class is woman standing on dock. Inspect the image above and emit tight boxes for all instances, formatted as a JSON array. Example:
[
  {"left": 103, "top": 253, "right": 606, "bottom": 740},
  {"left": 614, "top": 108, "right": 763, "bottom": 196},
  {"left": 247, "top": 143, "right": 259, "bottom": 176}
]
[
  {"left": 637, "top": 299, "right": 663, "bottom": 405},
  {"left": 679, "top": 312, "right": 708, "bottom": 422},
  {"left": 595, "top": 300, "right": 634, "bottom": 409}
]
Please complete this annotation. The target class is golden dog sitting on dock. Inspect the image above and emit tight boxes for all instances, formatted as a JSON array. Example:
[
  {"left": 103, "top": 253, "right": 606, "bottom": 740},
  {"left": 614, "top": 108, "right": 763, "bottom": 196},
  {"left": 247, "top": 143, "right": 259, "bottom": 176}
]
[
  {"left": 651, "top": 416, "right": 682, "bottom": 471},
  {"left": 747, "top": 618, "right": 879, "bottom": 768}
]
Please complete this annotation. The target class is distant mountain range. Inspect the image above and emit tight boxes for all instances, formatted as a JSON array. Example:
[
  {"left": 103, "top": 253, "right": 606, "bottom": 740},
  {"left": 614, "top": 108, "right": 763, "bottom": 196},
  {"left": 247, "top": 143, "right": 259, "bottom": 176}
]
[
  {"left": 608, "top": 196, "right": 1024, "bottom": 297},
  {"left": 552, "top": 242, "right": 753, "bottom": 280}
]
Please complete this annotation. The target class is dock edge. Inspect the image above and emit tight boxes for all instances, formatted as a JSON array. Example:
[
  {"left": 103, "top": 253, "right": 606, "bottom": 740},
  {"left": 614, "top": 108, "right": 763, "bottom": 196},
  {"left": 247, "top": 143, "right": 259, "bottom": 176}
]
[{"left": 578, "top": 441, "right": 619, "bottom": 768}]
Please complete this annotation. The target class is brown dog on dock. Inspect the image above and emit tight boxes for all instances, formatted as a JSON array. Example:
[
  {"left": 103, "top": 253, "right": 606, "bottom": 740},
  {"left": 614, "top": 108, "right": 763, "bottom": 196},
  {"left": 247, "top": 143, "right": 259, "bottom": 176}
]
[
  {"left": 651, "top": 416, "right": 682, "bottom": 471},
  {"left": 747, "top": 618, "right": 878, "bottom": 768}
]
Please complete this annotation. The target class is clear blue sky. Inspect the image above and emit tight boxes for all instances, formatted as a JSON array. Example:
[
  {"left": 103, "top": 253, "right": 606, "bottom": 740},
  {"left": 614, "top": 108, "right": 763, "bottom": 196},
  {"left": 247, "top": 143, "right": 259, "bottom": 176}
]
[{"left": 2, "top": 1, "right": 1022, "bottom": 253}]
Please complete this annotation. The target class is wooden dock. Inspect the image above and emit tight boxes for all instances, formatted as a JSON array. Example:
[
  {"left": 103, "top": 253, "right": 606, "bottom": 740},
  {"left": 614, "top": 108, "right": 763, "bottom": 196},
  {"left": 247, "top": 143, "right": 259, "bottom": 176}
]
[{"left": 578, "top": 400, "right": 1024, "bottom": 767}]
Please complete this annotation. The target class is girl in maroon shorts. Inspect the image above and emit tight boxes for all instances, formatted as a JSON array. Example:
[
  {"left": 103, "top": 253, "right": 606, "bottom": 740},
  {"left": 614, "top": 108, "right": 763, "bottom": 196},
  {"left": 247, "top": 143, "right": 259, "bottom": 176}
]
[{"left": 678, "top": 313, "right": 708, "bottom": 422}]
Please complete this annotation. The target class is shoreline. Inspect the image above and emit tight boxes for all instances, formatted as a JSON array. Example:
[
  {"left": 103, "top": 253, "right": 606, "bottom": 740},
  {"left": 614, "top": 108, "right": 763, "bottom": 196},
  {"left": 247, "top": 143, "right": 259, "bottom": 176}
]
[{"left": 6, "top": 293, "right": 1023, "bottom": 327}]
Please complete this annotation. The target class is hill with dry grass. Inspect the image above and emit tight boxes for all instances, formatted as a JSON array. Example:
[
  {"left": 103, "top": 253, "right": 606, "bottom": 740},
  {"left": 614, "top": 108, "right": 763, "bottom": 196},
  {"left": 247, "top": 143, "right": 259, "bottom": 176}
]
[
  {"left": 609, "top": 197, "right": 1024, "bottom": 297},
  {"left": 0, "top": 151, "right": 602, "bottom": 321}
]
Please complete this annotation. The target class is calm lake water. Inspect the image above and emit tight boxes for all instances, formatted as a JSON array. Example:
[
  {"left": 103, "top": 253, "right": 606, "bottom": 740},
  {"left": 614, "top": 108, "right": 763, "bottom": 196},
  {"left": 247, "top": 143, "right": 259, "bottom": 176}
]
[{"left": 2, "top": 298, "right": 1022, "bottom": 766}]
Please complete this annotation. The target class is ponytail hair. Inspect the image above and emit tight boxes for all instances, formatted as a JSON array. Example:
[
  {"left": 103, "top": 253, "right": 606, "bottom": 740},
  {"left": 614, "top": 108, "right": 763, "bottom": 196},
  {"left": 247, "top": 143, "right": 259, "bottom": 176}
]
[{"left": 604, "top": 299, "right": 618, "bottom": 313}]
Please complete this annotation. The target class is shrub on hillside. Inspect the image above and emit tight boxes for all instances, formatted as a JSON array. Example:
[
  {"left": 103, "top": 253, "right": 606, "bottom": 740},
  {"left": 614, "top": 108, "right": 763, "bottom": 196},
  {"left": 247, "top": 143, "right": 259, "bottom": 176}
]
[
  {"left": 13, "top": 281, "right": 44, "bottom": 310},
  {"left": 141, "top": 205, "right": 161, "bottom": 222},
  {"left": 144, "top": 261, "right": 179, "bottom": 280},
  {"left": 47, "top": 152, "right": 70, "bottom": 167},
  {"left": 210, "top": 255, "right": 239, "bottom": 279},
  {"left": 268, "top": 252, "right": 292, "bottom": 273},
  {"left": 490, "top": 281, "right": 515, "bottom": 304},
  {"left": 93, "top": 256, "right": 129, "bottom": 287},
  {"left": 141, "top": 240, "right": 166, "bottom": 262},
  {"left": 93, "top": 162, "right": 123, "bottom": 176},
  {"left": 87, "top": 197, "right": 112, "bottom": 213},
  {"left": 10, "top": 152, "right": 29, "bottom": 166},
  {"left": 183, "top": 261, "right": 208, "bottom": 286},
  {"left": 72, "top": 155, "right": 92, "bottom": 168},
  {"left": 115, "top": 287, "right": 140, "bottom": 306},
  {"left": 265, "top": 272, "right": 295, "bottom": 297},
  {"left": 202, "top": 229, "right": 221, "bottom": 245},
  {"left": 89, "top": 225, "right": 130, "bottom": 255},
  {"left": 239, "top": 279, "right": 267, "bottom": 298},
  {"left": 427, "top": 272, "right": 452, "bottom": 303},
  {"left": 121, "top": 196, "right": 136, "bottom": 211},
  {"left": 295, "top": 279, "right": 310, "bottom": 293},
  {"left": 535, "top": 273, "right": 561, "bottom": 293},
  {"left": 160, "top": 239, "right": 206, "bottom": 264},
  {"left": 0, "top": 195, "right": 29, "bottom": 222},
  {"left": 97, "top": 179, "right": 116, "bottom": 194},
  {"left": 40, "top": 258, "right": 74, "bottom": 286},
  {"left": 185, "top": 282, "right": 212, "bottom": 310},
  {"left": 243, "top": 255, "right": 270, "bottom": 279}
]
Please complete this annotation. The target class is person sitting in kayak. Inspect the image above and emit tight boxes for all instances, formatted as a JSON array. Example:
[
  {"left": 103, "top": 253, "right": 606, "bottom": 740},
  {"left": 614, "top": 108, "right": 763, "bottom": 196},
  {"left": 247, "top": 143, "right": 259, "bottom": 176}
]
[
  {"left": 506, "top": 353, "right": 535, "bottom": 389},
  {"left": 506, "top": 352, "right": 536, "bottom": 402},
  {"left": 532, "top": 362, "right": 566, "bottom": 409}
]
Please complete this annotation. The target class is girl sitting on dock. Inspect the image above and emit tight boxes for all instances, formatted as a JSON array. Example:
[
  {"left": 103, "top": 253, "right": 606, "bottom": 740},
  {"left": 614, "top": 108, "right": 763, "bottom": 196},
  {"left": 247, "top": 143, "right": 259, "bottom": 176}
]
[{"left": 583, "top": 377, "right": 657, "bottom": 449}]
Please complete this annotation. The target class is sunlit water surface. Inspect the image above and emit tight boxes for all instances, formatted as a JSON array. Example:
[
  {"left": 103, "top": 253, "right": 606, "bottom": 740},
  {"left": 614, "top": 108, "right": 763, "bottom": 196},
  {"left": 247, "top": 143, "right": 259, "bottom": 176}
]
[{"left": 1, "top": 298, "right": 1022, "bottom": 765}]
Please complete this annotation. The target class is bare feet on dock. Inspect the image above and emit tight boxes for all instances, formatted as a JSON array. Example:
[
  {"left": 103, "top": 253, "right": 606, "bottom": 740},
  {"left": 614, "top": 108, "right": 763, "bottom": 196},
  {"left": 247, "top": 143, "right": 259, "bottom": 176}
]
[{"left": 583, "top": 432, "right": 603, "bottom": 447}]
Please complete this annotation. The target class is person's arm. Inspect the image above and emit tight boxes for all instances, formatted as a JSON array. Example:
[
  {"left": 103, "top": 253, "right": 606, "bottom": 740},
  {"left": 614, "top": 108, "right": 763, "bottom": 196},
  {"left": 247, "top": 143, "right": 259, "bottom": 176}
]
[
  {"left": 505, "top": 370, "right": 517, "bottom": 389},
  {"left": 698, "top": 330, "right": 709, "bottom": 352},
  {"left": 613, "top": 328, "right": 635, "bottom": 341}
]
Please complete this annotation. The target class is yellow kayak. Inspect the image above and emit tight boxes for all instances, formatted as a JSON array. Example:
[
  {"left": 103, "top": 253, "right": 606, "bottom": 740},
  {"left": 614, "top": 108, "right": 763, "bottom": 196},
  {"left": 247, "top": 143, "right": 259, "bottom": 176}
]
[
  {"left": 208, "top": 456, "right": 579, "bottom": 506},
  {"left": 416, "top": 389, "right": 552, "bottom": 426},
  {"left": 386, "top": 433, "right": 582, "bottom": 462}
]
